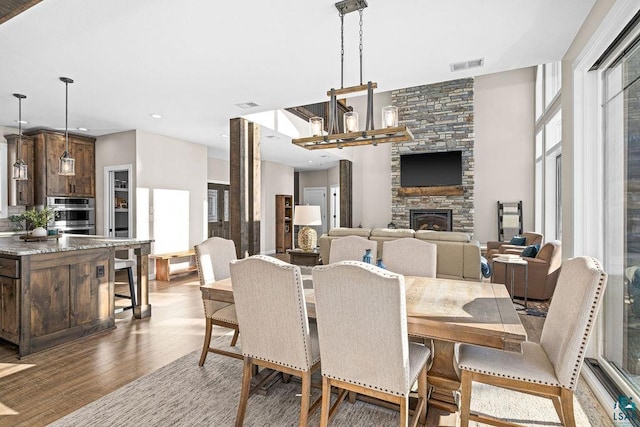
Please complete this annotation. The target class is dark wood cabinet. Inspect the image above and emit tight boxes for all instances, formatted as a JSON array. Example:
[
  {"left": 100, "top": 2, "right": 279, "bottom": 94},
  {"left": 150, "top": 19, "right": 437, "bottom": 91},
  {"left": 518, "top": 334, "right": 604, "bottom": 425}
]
[
  {"left": 0, "top": 258, "right": 19, "bottom": 344},
  {"left": 0, "top": 248, "right": 114, "bottom": 357},
  {"left": 26, "top": 130, "right": 96, "bottom": 204},
  {"left": 4, "top": 134, "right": 35, "bottom": 205},
  {"left": 275, "top": 194, "right": 293, "bottom": 253}
]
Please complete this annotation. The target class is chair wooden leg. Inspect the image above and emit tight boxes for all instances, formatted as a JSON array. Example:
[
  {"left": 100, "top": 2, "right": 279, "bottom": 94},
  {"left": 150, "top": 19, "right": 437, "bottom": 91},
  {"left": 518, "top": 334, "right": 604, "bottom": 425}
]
[
  {"left": 459, "top": 370, "right": 472, "bottom": 427},
  {"left": 399, "top": 395, "right": 409, "bottom": 427},
  {"left": 198, "top": 317, "right": 213, "bottom": 366},
  {"left": 552, "top": 395, "right": 565, "bottom": 425},
  {"left": 299, "top": 371, "right": 311, "bottom": 427},
  {"left": 230, "top": 329, "right": 239, "bottom": 346},
  {"left": 348, "top": 391, "right": 357, "bottom": 403},
  {"left": 560, "top": 388, "right": 575, "bottom": 427},
  {"left": 418, "top": 364, "right": 427, "bottom": 426},
  {"left": 320, "top": 377, "right": 331, "bottom": 427},
  {"left": 235, "top": 358, "right": 253, "bottom": 427}
]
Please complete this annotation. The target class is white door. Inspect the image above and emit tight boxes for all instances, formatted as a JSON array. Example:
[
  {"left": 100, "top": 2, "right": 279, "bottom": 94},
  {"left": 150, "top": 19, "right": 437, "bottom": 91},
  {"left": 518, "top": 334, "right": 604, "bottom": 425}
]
[{"left": 303, "top": 187, "right": 327, "bottom": 236}]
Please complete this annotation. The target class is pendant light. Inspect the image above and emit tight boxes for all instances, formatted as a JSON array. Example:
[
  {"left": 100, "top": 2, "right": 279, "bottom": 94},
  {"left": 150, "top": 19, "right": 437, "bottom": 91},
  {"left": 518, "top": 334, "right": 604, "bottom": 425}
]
[
  {"left": 12, "top": 93, "right": 28, "bottom": 180},
  {"left": 58, "top": 77, "right": 75, "bottom": 176}
]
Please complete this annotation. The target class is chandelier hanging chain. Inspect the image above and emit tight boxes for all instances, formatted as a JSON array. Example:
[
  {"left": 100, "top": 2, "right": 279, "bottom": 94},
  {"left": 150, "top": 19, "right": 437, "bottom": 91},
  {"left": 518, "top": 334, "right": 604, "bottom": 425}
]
[
  {"left": 17, "top": 95, "right": 22, "bottom": 159},
  {"left": 359, "top": 8, "right": 364, "bottom": 86}
]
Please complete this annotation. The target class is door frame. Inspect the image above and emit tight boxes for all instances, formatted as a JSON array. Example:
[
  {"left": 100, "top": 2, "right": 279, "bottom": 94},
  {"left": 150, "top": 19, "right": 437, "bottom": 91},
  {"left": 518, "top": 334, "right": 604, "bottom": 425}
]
[{"left": 103, "top": 164, "right": 133, "bottom": 237}]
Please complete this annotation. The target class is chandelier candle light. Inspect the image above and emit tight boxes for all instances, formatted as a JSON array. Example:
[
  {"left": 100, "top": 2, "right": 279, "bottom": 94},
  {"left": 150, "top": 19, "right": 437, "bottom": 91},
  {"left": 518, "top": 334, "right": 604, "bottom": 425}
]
[
  {"left": 12, "top": 93, "right": 28, "bottom": 181},
  {"left": 291, "top": 0, "right": 413, "bottom": 150},
  {"left": 58, "top": 77, "right": 75, "bottom": 176},
  {"left": 293, "top": 205, "right": 322, "bottom": 252}
]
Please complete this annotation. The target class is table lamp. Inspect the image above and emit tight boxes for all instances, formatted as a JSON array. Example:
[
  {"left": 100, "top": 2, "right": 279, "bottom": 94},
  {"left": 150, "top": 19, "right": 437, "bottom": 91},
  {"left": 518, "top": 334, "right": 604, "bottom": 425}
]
[{"left": 293, "top": 205, "right": 321, "bottom": 252}]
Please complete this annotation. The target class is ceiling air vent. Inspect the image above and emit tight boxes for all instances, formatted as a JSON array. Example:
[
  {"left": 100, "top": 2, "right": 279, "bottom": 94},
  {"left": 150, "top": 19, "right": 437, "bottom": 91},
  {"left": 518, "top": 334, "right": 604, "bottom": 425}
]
[
  {"left": 450, "top": 58, "right": 484, "bottom": 72},
  {"left": 235, "top": 101, "right": 260, "bottom": 109}
]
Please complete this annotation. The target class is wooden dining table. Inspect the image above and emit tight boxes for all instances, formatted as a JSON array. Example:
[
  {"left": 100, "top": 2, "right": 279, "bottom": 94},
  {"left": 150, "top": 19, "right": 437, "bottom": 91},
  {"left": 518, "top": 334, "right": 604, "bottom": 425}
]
[{"left": 200, "top": 275, "right": 527, "bottom": 413}]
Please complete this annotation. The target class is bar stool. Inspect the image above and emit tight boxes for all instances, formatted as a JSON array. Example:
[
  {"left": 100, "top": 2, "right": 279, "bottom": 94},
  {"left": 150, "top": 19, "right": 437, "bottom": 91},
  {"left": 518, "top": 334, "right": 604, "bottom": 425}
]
[{"left": 114, "top": 258, "right": 136, "bottom": 313}]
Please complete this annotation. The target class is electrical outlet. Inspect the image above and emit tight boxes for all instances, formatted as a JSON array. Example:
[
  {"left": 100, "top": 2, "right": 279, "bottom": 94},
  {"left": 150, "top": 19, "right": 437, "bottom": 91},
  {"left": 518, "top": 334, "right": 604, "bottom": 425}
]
[{"left": 96, "top": 265, "right": 105, "bottom": 278}]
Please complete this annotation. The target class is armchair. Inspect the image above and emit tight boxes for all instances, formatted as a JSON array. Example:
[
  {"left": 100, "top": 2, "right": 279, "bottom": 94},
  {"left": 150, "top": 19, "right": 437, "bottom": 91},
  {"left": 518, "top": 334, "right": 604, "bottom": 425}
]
[
  {"left": 491, "top": 240, "right": 561, "bottom": 300},
  {"left": 486, "top": 231, "right": 543, "bottom": 259}
]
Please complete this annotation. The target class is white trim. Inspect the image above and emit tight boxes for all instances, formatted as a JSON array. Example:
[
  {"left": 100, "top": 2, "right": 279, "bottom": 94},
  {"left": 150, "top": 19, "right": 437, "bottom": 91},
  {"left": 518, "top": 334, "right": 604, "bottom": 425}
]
[{"left": 581, "top": 367, "right": 615, "bottom": 423}]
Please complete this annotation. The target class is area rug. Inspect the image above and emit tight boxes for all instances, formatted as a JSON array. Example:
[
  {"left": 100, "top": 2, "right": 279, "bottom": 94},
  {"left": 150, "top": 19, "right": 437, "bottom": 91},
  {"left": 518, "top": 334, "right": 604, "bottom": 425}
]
[{"left": 50, "top": 336, "right": 610, "bottom": 427}]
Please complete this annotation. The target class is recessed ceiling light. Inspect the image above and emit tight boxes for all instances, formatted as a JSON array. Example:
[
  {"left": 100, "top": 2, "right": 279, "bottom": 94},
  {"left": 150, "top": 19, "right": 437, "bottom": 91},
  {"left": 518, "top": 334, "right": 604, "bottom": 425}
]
[
  {"left": 308, "top": 160, "right": 313, "bottom": 163},
  {"left": 265, "top": 135, "right": 278, "bottom": 140},
  {"left": 450, "top": 58, "right": 484, "bottom": 72},
  {"left": 320, "top": 155, "right": 329, "bottom": 158},
  {"left": 76, "top": 127, "right": 88, "bottom": 131},
  {"left": 235, "top": 101, "right": 259, "bottom": 109},
  {"left": 150, "top": 113, "right": 163, "bottom": 119},
  {"left": 15, "top": 120, "right": 28, "bottom": 124},
  {"left": 220, "top": 134, "right": 229, "bottom": 138}
]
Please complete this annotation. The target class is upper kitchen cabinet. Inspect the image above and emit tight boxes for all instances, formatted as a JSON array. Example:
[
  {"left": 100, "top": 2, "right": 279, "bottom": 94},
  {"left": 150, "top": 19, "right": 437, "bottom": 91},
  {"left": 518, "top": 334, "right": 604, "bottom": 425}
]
[
  {"left": 26, "top": 130, "right": 96, "bottom": 204},
  {"left": 4, "top": 134, "right": 35, "bottom": 206}
]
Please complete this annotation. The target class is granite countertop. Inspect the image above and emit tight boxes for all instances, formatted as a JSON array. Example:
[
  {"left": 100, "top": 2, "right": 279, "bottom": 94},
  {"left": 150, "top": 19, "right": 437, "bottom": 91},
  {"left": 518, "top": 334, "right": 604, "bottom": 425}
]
[{"left": 0, "top": 235, "right": 153, "bottom": 256}]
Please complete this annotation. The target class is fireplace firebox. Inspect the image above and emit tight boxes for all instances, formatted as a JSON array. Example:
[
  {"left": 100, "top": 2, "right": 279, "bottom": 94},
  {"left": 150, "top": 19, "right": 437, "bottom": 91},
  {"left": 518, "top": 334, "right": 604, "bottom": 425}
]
[{"left": 410, "top": 209, "right": 453, "bottom": 231}]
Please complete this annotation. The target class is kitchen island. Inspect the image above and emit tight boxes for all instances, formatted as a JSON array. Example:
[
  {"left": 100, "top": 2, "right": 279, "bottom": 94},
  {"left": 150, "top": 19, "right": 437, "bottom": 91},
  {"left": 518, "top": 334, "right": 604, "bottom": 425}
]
[{"left": 0, "top": 235, "right": 152, "bottom": 357}]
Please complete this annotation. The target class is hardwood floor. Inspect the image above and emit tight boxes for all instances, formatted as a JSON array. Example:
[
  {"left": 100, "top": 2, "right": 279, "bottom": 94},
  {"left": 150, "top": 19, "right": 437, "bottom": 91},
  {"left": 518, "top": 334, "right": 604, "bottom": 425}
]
[{"left": 0, "top": 273, "right": 209, "bottom": 427}]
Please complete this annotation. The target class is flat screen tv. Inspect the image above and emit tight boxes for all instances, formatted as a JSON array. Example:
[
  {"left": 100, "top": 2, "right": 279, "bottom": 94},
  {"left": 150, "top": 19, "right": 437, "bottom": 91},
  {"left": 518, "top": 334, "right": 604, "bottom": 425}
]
[{"left": 400, "top": 151, "right": 462, "bottom": 187}]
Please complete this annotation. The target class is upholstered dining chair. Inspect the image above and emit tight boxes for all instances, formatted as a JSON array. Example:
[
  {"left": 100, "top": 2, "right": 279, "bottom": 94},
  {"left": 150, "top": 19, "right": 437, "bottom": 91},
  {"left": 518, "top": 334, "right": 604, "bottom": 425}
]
[
  {"left": 457, "top": 256, "right": 608, "bottom": 427},
  {"left": 382, "top": 238, "right": 437, "bottom": 277},
  {"left": 312, "top": 261, "right": 431, "bottom": 427},
  {"left": 328, "top": 235, "right": 377, "bottom": 264},
  {"left": 230, "top": 255, "right": 321, "bottom": 427},
  {"left": 195, "top": 236, "right": 241, "bottom": 365}
]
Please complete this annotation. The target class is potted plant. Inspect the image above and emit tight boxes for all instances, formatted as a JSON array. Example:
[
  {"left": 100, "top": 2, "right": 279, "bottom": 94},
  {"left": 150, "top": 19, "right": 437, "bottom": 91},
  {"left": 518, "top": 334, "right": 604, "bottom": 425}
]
[{"left": 15, "top": 207, "right": 54, "bottom": 237}]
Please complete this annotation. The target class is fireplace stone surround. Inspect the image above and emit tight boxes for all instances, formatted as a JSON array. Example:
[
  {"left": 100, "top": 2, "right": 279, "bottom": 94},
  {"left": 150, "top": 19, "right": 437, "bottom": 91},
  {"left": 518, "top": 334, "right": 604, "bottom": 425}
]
[{"left": 390, "top": 78, "right": 475, "bottom": 235}]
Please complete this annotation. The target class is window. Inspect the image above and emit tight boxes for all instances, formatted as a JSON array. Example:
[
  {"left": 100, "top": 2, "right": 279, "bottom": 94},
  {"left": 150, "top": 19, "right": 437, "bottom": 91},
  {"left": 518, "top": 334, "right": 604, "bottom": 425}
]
[{"left": 534, "top": 62, "right": 562, "bottom": 239}]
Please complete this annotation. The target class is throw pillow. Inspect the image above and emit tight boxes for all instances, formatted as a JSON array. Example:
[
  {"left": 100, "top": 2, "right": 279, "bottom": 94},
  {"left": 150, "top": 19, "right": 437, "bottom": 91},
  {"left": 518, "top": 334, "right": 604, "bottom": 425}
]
[
  {"left": 521, "top": 244, "right": 540, "bottom": 258},
  {"left": 509, "top": 235, "right": 527, "bottom": 246}
]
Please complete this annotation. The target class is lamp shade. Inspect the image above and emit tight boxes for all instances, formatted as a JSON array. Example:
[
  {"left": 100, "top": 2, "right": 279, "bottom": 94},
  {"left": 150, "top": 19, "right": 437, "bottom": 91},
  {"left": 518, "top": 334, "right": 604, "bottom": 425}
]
[{"left": 293, "top": 205, "right": 321, "bottom": 226}]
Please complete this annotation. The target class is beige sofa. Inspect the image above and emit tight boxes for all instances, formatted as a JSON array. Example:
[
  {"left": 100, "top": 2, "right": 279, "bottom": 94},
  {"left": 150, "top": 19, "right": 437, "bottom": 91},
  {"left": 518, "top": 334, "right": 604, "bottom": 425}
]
[{"left": 318, "top": 227, "right": 482, "bottom": 281}]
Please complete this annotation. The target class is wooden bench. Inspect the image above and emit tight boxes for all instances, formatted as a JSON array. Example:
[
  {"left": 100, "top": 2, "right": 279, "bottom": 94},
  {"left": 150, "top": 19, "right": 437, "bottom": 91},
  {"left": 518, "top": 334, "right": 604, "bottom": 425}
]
[{"left": 150, "top": 249, "right": 197, "bottom": 282}]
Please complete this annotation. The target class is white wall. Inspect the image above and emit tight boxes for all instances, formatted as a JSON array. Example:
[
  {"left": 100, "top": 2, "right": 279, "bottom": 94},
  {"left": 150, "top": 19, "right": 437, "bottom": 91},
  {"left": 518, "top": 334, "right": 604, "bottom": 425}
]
[
  {"left": 351, "top": 143, "right": 392, "bottom": 228},
  {"left": 207, "top": 156, "right": 230, "bottom": 183},
  {"left": 261, "top": 160, "right": 294, "bottom": 254},
  {"left": 95, "top": 131, "right": 136, "bottom": 236},
  {"left": 474, "top": 68, "right": 536, "bottom": 243},
  {"left": 135, "top": 130, "right": 208, "bottom": 253}
]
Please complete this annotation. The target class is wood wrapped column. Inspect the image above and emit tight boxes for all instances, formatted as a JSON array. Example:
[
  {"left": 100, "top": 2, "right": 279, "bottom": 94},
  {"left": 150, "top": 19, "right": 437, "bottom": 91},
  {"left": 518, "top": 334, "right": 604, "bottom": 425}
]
[
  {"left": 339, "top": 159, "right": 352, "bottom": 228},
  {"left": 229, "top": 118, "right": 261, "bottom": 258}
]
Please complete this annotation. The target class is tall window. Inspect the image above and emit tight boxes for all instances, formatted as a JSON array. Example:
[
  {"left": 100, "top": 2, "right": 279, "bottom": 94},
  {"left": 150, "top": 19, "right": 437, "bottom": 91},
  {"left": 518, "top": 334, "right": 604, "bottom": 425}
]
[
  {"left": 534, "top": 62, "right": 562, "bottom": 240},
  {"left": 602, "top": 32, "right": 640, "bottom": 402}
]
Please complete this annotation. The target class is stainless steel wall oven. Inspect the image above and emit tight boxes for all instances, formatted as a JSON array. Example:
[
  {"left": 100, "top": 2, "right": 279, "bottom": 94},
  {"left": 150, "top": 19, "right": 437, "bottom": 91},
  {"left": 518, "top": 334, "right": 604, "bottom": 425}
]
[{"left": 46, "top": 196, "right": 96, "bottom": 235}]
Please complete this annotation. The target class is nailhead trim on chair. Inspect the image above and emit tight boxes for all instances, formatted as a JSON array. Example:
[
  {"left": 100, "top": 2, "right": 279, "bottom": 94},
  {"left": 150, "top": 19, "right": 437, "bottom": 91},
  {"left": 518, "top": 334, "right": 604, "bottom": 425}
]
[
  {"left": 324, "top": 373, "right": 408, "bottom": 397},
  {"left": 457, "top": 364, "right": 561, "bottom": 387},
  {"left": 567, "top": 256, "right": 605, "bottom": 390}
]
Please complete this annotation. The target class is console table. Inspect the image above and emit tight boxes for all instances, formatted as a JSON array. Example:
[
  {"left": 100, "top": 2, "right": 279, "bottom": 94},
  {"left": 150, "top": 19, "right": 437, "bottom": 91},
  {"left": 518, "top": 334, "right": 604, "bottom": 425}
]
[{"left": 286, "top": 249, "right": 321, "bottom": 266}]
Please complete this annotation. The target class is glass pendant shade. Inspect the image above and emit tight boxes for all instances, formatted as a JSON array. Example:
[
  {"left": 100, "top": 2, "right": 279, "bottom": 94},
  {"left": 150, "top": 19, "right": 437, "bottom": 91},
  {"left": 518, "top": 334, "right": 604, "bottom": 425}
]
[
  {"left": 59, "top": 152, "right": 75, "bottom": 176},
  {"left": 309, "top": 116, "right": 324, "bottom": 136},
  {"left": 343, "top": 111, "right": 359, "bottom": 133},
  {"left": 13, "top": 159, "right": 28, "bottom": 180},
  {"left": 382, "top": 105, "right": 398, "bottom": 128},
  {"left": 59, "top": 77, "right": 76, "bottom": 176}
]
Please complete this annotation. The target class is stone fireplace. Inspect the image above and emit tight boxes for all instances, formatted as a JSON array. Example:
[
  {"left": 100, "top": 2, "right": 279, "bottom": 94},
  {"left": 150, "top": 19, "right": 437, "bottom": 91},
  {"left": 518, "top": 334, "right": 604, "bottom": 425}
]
[
  {"left": 410, "top": 209, "right": 452, "bottom": 231},
  {"left": 390, "top": 78, "right": 475, "bottom": 235}
]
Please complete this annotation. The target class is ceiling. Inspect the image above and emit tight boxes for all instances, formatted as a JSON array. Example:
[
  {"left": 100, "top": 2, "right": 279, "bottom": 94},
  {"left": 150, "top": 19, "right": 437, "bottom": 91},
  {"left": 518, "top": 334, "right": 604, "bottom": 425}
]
[{"left": 0, "top": 0, "right": 595, "bottom": 170}]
